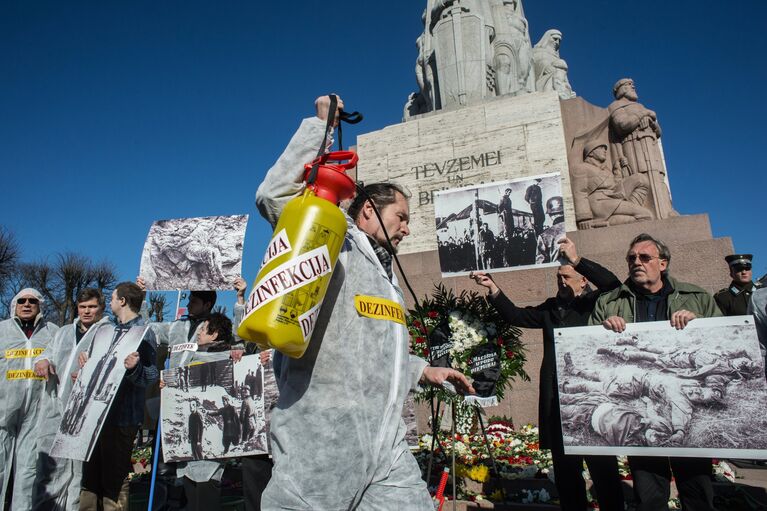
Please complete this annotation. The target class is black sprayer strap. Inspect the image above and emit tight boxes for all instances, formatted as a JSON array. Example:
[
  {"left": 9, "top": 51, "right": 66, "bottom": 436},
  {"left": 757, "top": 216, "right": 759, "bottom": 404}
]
[
  {"left": 306, "top": 94, "right": 339, "bottom": 186},
  {"left": 306, "top": 95, "right": 365, "bottom": 185}
]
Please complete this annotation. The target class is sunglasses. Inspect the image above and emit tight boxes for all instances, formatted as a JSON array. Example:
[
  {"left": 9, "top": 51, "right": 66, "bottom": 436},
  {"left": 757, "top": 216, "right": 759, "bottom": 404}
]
[
  {"left": 733, "top": 265, "right": 751, "bottom": 273},
  {"left": 625, "top": 253, "right": 659, "bottom": 264},
  {"left": 17, "top": 298, "right": 39, "bottom": 305}
]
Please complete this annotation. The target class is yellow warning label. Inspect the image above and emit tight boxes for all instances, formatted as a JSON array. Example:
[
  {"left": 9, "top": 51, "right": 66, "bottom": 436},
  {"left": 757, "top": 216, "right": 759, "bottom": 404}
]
[
  {"left": 354, "top": 295, "right": 406, "bottom": 325},
  {"left": 6, "top": 369, "right": 44, "bottom": 380},
  {"left": 5, "top": 348, "right": 45, "bottom": 359}
]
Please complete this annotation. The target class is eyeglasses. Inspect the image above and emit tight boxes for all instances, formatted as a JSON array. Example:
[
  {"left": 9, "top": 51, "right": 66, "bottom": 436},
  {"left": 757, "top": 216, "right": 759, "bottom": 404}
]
[
  {"left": 733, "top": 265, "right": 751, "bottom": 273},
  {"left": 17, "top": 298, "right": 39, "bottom": 305},
  {"left": 625, "top": 253, "right": 660, "bottom": 264}
]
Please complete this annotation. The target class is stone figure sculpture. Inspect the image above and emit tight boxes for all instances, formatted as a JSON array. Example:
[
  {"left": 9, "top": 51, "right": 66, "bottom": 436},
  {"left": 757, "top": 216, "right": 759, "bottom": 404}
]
[
  {"left": 608, "top": 78, "right": 677, "bottom": 219},
  {"left": 533, "top": 29, "right": 576, "bottom": 99},
  {"left": 491, "top": 0, "right": 534, "bottom": 96},
  {"left": 571, "top": 140, "right": 652, "bottom": 228},
  {"left": 404, "top": 0, "right": 543, "bottom": 118}
]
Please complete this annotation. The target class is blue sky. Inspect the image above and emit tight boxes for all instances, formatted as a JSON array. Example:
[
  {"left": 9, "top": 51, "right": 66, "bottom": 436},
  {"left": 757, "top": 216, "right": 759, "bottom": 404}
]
[{"left": 2, "top": 1, "right": 765, "bottom": 313}]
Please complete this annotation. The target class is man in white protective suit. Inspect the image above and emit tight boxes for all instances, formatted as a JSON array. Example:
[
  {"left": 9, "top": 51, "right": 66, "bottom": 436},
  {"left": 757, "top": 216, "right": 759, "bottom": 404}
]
[
  {"left": 0, "top": 288, "right": 59, "bottom": 510},
  {"left": 256, "top": 95, "right": 475, "bottom": 511},
  {"left": 32, "top": 288, "right": 111, "bottom": 511}
]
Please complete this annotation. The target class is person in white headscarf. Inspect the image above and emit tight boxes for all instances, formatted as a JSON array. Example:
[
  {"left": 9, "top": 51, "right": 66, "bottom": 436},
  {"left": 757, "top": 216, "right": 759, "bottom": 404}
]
[{"left": 0, "top": 288, "right": 59, "bottom": 510}]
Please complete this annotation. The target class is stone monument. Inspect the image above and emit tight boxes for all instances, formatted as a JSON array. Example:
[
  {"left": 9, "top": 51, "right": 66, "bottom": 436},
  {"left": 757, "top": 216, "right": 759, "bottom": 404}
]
[
  {"left": 405, "top": 0, "right": 576, "bottom": 118},
  {"left": 359, "top": 1, "right": 734, "bottom": 430}
]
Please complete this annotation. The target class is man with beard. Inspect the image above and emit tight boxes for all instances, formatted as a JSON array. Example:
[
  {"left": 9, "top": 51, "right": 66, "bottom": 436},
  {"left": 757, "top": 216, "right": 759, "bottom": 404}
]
[
  {"left": 254, "top": 94, "right": 473, "bottom": 510},
  {"left": 609, "top": 78, "right": 677, "bottom": 219},
  {"left": 471, "top": 237, "right": 624, "bottom": 511}
]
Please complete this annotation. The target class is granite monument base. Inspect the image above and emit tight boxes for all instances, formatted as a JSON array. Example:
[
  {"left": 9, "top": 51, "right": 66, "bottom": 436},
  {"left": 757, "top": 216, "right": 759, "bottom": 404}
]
[{"left": 396, "top": 214, "right": 733, "bottom": 432}]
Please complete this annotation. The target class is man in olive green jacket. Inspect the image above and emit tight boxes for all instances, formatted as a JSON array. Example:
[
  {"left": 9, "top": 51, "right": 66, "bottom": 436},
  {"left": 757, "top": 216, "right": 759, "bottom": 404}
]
[{"left": 589, "top": 233, "right": 721, "bottom": 511}]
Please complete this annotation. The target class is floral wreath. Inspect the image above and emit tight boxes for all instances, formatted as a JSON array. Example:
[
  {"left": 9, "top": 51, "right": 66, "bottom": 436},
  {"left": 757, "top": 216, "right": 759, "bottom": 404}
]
[{"left": 408, "top": 284, "right": 528, "bottom": 406}]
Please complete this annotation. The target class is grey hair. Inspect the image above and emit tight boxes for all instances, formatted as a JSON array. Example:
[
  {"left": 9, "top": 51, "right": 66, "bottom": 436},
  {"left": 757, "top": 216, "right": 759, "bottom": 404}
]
[{"left": 629, "top": 233, "right": 671, "bottom": 272}]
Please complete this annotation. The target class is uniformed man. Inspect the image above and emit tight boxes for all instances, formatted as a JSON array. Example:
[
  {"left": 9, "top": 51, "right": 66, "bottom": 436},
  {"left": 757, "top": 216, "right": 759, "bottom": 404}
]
[{"left": 715, "top": 254, "right": 755, "bottom": 316}]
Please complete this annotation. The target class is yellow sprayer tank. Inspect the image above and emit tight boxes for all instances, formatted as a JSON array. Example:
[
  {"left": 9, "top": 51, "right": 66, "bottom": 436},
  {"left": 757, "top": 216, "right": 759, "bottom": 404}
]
[{"left": 237, "top": 151, "right": 358, "bottom": 358}]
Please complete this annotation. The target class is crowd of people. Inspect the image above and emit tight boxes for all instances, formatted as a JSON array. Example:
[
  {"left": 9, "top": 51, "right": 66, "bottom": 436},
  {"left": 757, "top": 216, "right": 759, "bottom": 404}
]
[
  {"left": 471, "top": 240, "right": 765, "bottom": 511},
  {"left": 1, "top": 93, "right": 765, "bottom": 511}
]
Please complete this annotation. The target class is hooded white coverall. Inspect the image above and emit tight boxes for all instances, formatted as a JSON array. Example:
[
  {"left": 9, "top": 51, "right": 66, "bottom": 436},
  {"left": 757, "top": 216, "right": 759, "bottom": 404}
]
[
  {"left": 31, "top": 315, "right": 111, "bottom": 511},
  {"left": 0, "top": 289, "right": 59, "bottom": 511},
  {"left": 256, "top": 117, "right": 432, "bottom": 510}
]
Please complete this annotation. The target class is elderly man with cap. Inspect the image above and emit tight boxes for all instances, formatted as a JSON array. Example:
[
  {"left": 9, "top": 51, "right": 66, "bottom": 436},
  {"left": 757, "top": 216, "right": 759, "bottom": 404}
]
[
  {"left": 0, "top": 288, "right": 59, "bottom": 510},
  {"left": 572, "top": 139, "right": 652, "bottom": 229},
  {"left": 715, "top": 254, "right": 756, "bottom": 316}
]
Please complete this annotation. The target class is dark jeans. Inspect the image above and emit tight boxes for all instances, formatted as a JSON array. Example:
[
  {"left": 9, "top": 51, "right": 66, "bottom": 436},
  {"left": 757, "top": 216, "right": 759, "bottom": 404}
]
[
  {"left": 628, "top": 456, "right": 714, "bottom": 511},
  {"left": 82, "top": 425, "right": 138, "bottom": 502},
  {"left": 183, "top": 478, "right": 219, "bottom": 511},
  {"left": 242, "top": 455, "right": 273, "bottom": 511},
  {"left": 549, "top": 430, "right": 625, "bottom": 511}
]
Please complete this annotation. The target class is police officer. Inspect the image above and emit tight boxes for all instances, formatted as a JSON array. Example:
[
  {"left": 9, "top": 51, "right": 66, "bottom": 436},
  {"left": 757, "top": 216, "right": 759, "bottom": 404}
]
[{"left": 715, "top": 254, "right": 755, "bottom": 316}]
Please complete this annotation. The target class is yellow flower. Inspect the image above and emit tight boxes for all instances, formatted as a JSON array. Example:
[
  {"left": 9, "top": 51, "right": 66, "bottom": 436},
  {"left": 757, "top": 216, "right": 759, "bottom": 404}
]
[{"left": 467, "top": 464, "right": 491, "bottom": 483}]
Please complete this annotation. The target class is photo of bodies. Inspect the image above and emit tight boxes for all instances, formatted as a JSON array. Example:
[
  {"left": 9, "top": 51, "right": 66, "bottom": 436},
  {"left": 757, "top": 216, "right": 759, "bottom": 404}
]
[
  {"left": 554, "top": 316, "right": 767, "bottom": 458},
  {"left": 161, "top": 355, "right": 267, "bottom": 462},
  {"left": 434, "top": 173, "right": 564, "bottom": 276},
  {"left": 51, "top": 323, "right": 150, "bottom": 461},
  {"left": 139, "top": 214, "right": 248, "bottom": 291}
]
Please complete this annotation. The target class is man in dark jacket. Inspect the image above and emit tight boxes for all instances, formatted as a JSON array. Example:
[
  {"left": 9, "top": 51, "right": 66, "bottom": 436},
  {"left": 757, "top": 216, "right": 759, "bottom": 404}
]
[
  {"left": 189, "top": 401, "right": 204, "bottom": 460},
  {"left": 211, "top": 396, "right": 240, "bottom": 454},
  {"left": 471, "top": 237, "right": 624, "bottom": 511},
  {"left": 714, "top": 254, "right": 755, "bottom": 316}
]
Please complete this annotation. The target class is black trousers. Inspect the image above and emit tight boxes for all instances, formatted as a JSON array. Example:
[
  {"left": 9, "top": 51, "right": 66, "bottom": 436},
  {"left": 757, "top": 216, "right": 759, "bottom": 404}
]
[
  {"left": 547, "top": 402, "right": 624, "bottom": 511},
  {"left": 549, "top": 432, "right": 625, "bottom": 510},
  {"left": 242, "top": 455, "right": 273, "bottom": 511},
  {"left": 182, "top": 478, "right": 219, "bottom": 511},
  {"left": 628, "top": 456, "right": 714, "bottom": 511},
  {"left": 82, "top": 425, "right": 138, "bottom": 502}
]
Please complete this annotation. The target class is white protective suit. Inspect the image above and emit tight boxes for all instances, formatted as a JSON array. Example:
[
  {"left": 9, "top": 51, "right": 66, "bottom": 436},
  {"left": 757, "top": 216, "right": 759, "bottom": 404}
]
[
  {"left": 0, "top": 289, "right": 60, "bottom": 511},
  {"left": 149, "top": 303, "right": 245, "bottom": 349},
  {"left": 31, "top": 315, "right": 110, "bottom": 511},
  {"left": 256, "top": 117, "right": 432, "bottom": 510}
]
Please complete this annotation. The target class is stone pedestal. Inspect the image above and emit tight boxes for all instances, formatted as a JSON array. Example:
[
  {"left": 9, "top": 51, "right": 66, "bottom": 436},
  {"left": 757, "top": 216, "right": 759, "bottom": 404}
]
[
  {"left": 357, "top": 91, "right": 576, "bottom": 256},
  {"left": 392, "top": 214, "right": 732, "bottom": 432}
]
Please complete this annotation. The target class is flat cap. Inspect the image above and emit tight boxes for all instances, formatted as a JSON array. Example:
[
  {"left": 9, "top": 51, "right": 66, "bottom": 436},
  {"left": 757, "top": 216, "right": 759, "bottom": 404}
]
[{"left": 725, "top": 254, "right": 752, "bottom": 267}]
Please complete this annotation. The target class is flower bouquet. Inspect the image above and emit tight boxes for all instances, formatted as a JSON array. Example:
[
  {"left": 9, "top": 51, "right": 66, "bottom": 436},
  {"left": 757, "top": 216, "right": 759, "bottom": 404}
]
[{"left": 408, "top": 284, "right": 528, "bottom": 407}]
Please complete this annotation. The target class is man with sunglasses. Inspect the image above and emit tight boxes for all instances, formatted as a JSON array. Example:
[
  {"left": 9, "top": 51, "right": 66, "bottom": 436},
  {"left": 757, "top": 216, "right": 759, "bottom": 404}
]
[
  {"left": 0, "top": 289, "right": 59, "bottom": 510},
  {"left": 714, "top": 254, "right": 756, "bottom": 316},
  {"left": 590, "top": 233, "right": 721, "bottom": 511}
]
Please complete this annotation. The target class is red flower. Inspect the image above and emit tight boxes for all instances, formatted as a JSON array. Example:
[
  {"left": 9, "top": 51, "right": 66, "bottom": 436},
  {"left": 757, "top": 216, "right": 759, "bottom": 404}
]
[
  {"left": 427, "top": 310, "right": 439, "bottom": 318},
  {"left": 423, "top": 348, "right": 430, "bottom": 356},
  {"left": 505, "top": 349, "right": 514, "bottom": 358},
  {"left": 496, "top": 338, "right": 503, "bottom": 346},
  {"left": 416, "top": 336, "right": 426, "bottom": 344}
]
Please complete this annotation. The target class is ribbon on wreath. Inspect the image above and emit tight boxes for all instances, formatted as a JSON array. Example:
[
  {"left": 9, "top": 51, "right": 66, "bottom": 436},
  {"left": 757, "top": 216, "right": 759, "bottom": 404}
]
[
  {"left": 463, "top": 343, "right": 501, "bottom": 407},
  {"left": 427, "top": 319, "right": 453, "bottom": 368}
]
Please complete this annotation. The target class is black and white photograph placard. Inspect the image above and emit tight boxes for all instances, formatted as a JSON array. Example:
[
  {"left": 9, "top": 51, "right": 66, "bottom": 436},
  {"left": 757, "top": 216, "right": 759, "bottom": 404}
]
[
  {"left": 433, "top": 173, "right": 564, "bottom": 276},
  {"left": 161, "top": 355, "right": 267, "bottom": 462},
  {"left": 51, "top": 323, "right": 150, "bottom": 461},
  {"left": 554, "top": 316, "right": 767, "bottom": 458},
  {"left": 139, "top": 214, "right": 248, "bottom": 291}
]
